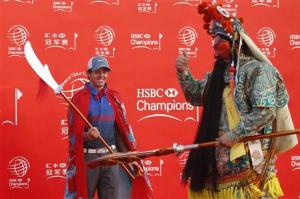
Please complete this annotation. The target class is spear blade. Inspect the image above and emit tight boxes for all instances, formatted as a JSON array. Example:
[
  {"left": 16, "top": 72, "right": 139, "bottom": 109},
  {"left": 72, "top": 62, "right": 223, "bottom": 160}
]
[{"left": 24, "top": 41, "right": 60, "bottom": 93}]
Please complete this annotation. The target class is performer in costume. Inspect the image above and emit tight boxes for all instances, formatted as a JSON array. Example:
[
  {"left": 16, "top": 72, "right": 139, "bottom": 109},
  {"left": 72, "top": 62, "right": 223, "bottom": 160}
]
[
  {"left": 64, "top": 55, "right": 151, "bottom": 199},
  {"left": 176, "top": 2, "right": 297, "bottom": 199}
]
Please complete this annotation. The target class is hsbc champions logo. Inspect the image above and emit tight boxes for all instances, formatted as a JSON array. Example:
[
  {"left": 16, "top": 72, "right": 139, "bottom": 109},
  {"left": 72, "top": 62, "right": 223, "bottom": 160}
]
[
  {"left": 44, "top": 32, "right": 78, "bottom": 50},
  {"left": 8, "top": 157, "right": 29, "bottom": 177},
  {"left": 94, "top": 26, "right": 116, "bottom": 57},
  {"left": 290, "top": 34, "right": 300, "bottom": 50},
  {"left": 256, "top": 27, "right": 276, "bottom": 58},
  {"left": 222, "top": 0, "right": 238, "bottom": 16},
  {"left": 52, "top": 1, "right": 74, "bottom": 12},
  {"left": 8, "top": 156, "right": 30, "bottom": 189},
  {"left": 291, "top": 156, "right": 300, "bottom": 171},
  {"left": 88, "top": 0, "right": 119, "bottom": 6},
  {"left": 130, "top": 33, "right": 163, "bottom": 51},
  {"left": 177, "top": 26, "right": 198, "bottom": 58},
  {"left": 45, "top": 162, "right": 67, "bottom": 179},
  {"left": 144, "top": 159, "right": 164, "bottom": 177},
  {"left": 7, "top": 25, "right": 29, "bottom": 57},
  {"left": 251, "top": 0, "right": 280, "bottom": 8},
  {"left": 136, "top": 88, "right": 199, "bottom": 122},
  {"left": 137, "top": 0, "right": 158, "bottom": 14},
  {"left": 58, "top": 72, "right": 88, "bottom": 103}
]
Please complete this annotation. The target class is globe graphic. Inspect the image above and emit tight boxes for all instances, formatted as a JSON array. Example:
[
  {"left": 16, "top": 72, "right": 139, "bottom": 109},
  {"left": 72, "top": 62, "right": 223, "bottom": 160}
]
[
  {"left": 7, "top": 26, "right": 28, "bottom": 46},
  {"left": 257, "top": 28, "right": 275, "bottom": 47},
  {"left": 178, "top": 27, "right": 197, "bottom": 46},
  {"left": 94, "top": 26, "right": 114, "bottom": 46},
  {"left": 8, "top": 158, "right": 29, "bottom": 177},
  {"left": 62, "top": 77, "right": 89, "bottom": 99}
]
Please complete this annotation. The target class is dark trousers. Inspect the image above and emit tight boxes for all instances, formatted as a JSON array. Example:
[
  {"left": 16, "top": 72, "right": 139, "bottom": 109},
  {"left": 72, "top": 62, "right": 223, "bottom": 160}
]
[{"left": 85, "top": 153, "right": 120, "bottom": 199}]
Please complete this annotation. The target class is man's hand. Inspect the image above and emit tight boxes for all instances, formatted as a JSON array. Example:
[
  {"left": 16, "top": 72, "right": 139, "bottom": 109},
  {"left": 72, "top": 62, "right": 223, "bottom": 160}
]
[
  {"left": 87, "top": 127, "right": 100, "bottom": 140},
  {"left": 217, "top": 133, "right": 234, "bottom": 147},
  {"left": 176, "top": 51, "right": 190, "bottom": 73},
  {"left": 130, "top": 161, "right": 144, "bottom": 176}
]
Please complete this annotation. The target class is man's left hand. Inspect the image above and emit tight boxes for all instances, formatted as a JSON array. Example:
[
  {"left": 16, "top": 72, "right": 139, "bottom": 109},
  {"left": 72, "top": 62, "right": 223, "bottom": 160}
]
[
  {"left": 217, "top": 133, "right": 234, "bottom": 147},
  {"left": 129, "top": 161, "right": 144, "bottom": 176}
]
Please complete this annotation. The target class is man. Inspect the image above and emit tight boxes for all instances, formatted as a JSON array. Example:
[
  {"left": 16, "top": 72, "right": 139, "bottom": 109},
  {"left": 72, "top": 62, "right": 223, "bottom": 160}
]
[
  {"left": 176, "top": 2, "right": 297, "bottom": 199},
  {"left": 64, "top": 55, "right": 141, "bottom": 199}
]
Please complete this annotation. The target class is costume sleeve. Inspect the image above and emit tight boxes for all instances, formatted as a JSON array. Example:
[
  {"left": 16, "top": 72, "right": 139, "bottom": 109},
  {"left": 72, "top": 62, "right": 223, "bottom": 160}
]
[
  {"left": 228, "top": 107, "right": 276, "bottom": 141},
  {"left": 228, "top": 63, "right": 288, "bottom": 140},
  {"left": 176, "top": 70, "right": 210, "bottom": 106}
]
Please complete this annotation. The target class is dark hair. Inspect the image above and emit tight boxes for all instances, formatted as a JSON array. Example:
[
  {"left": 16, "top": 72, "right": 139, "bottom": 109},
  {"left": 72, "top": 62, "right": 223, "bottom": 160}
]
[
  {"left": 87, "top": 68, "right": 110, "bottom": 74},
  {"left": 241, "top": 42, "right": 253, "bottom": 57},
  {"left": 182, "top": 58, "right": 228, "bottom": 191}
]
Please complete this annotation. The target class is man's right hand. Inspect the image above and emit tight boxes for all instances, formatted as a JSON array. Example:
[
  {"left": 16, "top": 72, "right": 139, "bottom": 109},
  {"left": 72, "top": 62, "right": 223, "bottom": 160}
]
[
  {"left": 87, "top": 127, "right": 100, "bottom": 140},
  {"left": 176, "top": 51, "right": 190, "bottom": 73}
]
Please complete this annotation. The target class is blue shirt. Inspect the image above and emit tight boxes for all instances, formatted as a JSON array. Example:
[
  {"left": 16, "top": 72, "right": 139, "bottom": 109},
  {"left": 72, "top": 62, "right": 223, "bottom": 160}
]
[{"left": 84, "top": 83, "right": 116, "bottom": 149}]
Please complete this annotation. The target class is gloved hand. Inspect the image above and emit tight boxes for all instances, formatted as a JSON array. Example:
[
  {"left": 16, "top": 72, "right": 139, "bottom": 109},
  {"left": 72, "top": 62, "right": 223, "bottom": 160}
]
[{"left": 216, "top": 132, "right": 234, "bottom": 147}]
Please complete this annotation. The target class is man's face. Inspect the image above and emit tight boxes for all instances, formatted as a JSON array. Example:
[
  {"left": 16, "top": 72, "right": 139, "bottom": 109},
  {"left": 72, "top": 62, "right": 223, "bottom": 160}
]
[
  {"left": 87, "top": 68, "right": 109, "bottom": 89},
  {"left": 212, "top": 36, "right": 230, "bottom": 59}
]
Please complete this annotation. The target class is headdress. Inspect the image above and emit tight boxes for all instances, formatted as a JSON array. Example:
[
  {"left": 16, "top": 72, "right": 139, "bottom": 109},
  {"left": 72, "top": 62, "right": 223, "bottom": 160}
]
[{"left": 197, "top": 1, "right": 271, "bottom": 92}]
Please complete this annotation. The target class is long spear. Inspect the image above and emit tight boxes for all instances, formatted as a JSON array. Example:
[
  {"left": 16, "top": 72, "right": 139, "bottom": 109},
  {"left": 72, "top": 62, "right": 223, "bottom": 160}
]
[
  {"left": 23, "top": 41, "right": 135, "bottom": 179},
  {"left": 87, "top": 129, "right": 300, "bottom": 168}
]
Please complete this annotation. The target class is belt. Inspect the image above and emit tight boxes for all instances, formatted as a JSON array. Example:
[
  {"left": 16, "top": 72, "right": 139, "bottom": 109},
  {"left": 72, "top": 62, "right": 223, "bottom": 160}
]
[{"left": 84, "top": 145, "right": 116, "bottom": 154}]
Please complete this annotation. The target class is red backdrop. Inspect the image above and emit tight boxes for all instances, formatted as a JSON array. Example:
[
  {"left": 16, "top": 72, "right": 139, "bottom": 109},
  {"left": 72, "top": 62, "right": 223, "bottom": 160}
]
[{"left": 1, "top": 0, "right": 300, "bottom": 198}]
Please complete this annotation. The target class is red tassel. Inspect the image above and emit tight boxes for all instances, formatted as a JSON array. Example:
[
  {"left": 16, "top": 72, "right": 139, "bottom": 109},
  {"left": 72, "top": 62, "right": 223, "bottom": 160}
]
[
  {"left": 203, "top": 23, "right": 210, "bottom": 30},
  {"left": 37, "top": 78, "right": 49, "bottom": 99},
  {"left": 218, "top": 41, "right": 231, "bottom": 59},
  {"left": 198, "top": 2, "right": 210, "bottom": 14},
  {"left": 203, "top": 14, "right": 212, "bottom": 23},
  {"left": 229, "top": 63, "right": 236, "bottom": 93}
]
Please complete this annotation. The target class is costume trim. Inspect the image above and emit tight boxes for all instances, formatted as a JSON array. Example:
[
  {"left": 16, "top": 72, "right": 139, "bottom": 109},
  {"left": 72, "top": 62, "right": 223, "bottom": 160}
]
[{"left": 188, "top": 173, "right": 283, "bottom": 199}]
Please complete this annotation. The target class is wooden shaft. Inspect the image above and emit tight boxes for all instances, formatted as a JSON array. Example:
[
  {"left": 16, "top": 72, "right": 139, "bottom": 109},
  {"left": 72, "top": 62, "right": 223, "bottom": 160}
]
[
  {"left": 197, "top": 141, "right": 218, "bottom": 148},
  {"left": 239, "top": 129, "right": 300, "bottom": 142},
  {"left": 60, "top": 92, "right": 135, "bottom": 179},
  {"left": 86, "top": 129, "right": 300, "bottom": 167},
  {"left": 195, "top": 129, "right": 300, "bottom": 149}
]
